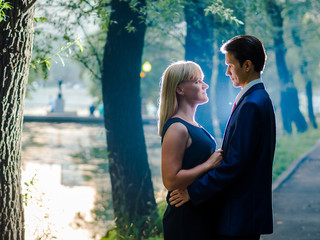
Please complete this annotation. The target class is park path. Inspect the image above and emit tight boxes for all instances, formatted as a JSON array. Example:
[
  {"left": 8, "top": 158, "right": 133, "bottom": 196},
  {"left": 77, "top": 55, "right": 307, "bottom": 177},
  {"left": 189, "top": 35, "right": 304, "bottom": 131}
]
[{"left": 261, "top": 140, "right": 320, "bottom": 240}]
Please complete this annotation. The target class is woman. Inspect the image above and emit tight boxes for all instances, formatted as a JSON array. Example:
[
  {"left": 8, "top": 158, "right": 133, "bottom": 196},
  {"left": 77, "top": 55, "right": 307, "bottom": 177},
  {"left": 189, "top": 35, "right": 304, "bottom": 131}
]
[{"left": 158, "top": 61, "right": 222, "bottom": 239}]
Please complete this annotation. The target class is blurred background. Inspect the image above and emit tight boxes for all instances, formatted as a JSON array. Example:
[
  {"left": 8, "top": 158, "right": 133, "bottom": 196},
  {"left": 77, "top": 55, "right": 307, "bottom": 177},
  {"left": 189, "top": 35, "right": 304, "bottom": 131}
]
[{"left": 20, "top": 0, "right": 320, "bottom": 239}]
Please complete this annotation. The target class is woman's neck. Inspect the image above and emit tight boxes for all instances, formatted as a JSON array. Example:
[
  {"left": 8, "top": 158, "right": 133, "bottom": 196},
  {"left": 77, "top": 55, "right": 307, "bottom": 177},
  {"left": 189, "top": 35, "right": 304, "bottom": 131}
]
[{"left": 173, "top": 105, "right": 197, "bottom": 125}]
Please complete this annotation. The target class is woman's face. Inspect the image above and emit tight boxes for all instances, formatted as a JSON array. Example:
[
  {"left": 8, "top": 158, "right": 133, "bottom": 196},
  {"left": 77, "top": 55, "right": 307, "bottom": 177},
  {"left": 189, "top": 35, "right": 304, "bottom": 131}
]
[{"left": 178, "top": 77, "right": 209, "bottom": 105}]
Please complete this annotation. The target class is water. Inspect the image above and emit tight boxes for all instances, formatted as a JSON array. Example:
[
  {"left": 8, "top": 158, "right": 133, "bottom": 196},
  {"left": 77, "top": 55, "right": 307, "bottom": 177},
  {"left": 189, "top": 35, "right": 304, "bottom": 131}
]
[{"left": 21, "top": 122, "right": 164, "bottom": 240}]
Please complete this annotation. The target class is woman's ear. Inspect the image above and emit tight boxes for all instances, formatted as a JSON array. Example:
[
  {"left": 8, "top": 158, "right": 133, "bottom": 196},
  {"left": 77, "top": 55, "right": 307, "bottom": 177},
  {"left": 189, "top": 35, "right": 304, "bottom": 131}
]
[{"left": 176, "top": 86, "right": 184, "bottom": 96}]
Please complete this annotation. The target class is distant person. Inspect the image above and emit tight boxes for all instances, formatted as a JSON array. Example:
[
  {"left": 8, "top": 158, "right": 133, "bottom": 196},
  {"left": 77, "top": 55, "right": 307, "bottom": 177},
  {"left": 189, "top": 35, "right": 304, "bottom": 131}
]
[
  {"left": 158, "top": 61, "right": 223, "bottom": 239},
  {"left": 54, "top": 93, "right": 65, "bottom": 113},
  {"left": 169, "top": 35, "right": 276, "bottom": 240},
  {"left": 97, "top": 103, "right": 104, "bottom": 117},
  {"left": 89, "top": 104, "right": 96, "bottom": 116},
  {"left": 49, "top": 95, "right": 55, "bottom": 112}
]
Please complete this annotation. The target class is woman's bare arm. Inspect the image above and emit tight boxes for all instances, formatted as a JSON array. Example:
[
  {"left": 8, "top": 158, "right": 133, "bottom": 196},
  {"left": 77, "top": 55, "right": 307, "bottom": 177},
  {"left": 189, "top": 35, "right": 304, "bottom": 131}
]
[{"left": 161, "top": 122, "right": 222, "bottom": 191}]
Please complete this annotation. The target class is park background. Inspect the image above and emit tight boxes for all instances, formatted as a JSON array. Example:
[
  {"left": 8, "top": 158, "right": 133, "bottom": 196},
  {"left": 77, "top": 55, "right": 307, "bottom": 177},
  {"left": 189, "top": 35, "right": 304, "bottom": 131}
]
[{"left": 1, "top": 0, "right": 320, "bottom": 239}]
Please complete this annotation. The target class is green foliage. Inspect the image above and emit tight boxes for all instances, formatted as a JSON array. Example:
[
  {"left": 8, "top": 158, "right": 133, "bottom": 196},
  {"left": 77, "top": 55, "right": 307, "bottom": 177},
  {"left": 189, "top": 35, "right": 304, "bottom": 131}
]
[
  {"left": 125, "top": 20, "right": 137, "bottom": 33},
  {"left": 281, "top": 0, "right": 320, "bottom": 89},
  {"left": 0, "top": 0, "right": 11, "bottom": 22},
  {"left": 70, "top": 145, "right": 108, "bottom": 164},
  {"left": 102, "top": 200, "right": 164, "bottom": 240},
  {"left": 141, "top": 26, "right": 184, "bottom": 107},
  {"left": 273, "top": 125, "right": 320, "bottom": 180},
  {"left": 31, "top": 35, "right": 83, "bottom": 70},
  {"left": 205, "top": 0, "right": 244, "bottom": 25},
  {"left": 34, "top": 16, "right": 48, "bottom": 23},
  {"left": 22, "top": 174, "right": 37, "bottom": 207}
]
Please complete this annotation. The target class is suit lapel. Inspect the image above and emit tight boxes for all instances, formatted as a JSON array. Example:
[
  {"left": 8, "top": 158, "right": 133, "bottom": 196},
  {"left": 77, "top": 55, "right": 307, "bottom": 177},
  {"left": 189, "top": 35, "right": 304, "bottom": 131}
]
[
  {"left": 233, "top": 83, "right": 264, "bottom": 112},
  {"left": 221, "top": 83, "right": 265, "bottom": 149}
]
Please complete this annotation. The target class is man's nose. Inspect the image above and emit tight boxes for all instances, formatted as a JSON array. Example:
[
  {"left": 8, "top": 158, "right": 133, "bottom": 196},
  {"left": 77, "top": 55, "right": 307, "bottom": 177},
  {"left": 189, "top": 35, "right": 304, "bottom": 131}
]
[{"left": 225, "top": 68, "right": 230, "bottom": 76}]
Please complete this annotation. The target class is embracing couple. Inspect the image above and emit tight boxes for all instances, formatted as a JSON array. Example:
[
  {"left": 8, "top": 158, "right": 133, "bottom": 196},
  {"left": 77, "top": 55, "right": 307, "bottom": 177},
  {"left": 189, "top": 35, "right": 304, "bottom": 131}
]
[{"left": 158, "top": 35, "right": 276, "bottom": 240}]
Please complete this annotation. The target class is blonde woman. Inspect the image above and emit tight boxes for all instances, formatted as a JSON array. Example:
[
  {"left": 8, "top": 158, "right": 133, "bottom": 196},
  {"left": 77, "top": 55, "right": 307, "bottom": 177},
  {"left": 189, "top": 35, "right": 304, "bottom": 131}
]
[{"left": 158, "top": 61, "right": 222, "bottom": 239}]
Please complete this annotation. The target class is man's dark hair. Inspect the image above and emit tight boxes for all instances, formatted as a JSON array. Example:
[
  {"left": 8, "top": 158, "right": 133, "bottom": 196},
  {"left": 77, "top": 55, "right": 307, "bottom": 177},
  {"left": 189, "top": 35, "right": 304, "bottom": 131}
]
[{"left": 220, "top": 35, "right": 267, "bottom": 73}]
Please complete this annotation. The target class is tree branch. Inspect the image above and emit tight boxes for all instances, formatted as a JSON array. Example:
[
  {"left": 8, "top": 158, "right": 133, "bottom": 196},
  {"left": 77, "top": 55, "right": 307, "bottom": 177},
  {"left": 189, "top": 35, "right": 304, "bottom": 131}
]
[
  {"left": 75, "top": 53, "right": 101, "bottom": 81},
  {"left": 78, "top": 23, "right": 103, "bottom": 72}
]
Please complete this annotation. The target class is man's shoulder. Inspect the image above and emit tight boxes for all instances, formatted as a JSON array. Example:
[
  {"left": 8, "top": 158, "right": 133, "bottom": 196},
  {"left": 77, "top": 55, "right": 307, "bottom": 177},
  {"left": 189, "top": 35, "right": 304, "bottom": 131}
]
[{"left": 245, "top": 86, "right": 270, "bottom": 102}]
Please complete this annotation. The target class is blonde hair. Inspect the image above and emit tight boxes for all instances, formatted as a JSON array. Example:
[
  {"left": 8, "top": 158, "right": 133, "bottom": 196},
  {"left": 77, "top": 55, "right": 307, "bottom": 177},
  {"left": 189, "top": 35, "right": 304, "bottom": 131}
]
[{"left": 157, "top": 61, "right": 204, "bottom": 136}]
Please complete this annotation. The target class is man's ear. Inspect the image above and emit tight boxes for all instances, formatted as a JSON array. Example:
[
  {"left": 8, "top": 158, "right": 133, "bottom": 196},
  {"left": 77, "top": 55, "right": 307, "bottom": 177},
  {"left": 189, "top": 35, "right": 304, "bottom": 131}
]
[
  {"left": 244, "top": 60, "right": 253, "bottom": 72},
  {"left": 176, "top": 86, "right": 184, "bottom": 96}
]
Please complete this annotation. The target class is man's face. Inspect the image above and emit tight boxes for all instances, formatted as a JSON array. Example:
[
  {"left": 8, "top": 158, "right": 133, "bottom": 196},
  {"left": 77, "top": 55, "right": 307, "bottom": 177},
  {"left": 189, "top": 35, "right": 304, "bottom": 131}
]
[{"left": 225, "top": 52, "right": 246, "bottom": 88}]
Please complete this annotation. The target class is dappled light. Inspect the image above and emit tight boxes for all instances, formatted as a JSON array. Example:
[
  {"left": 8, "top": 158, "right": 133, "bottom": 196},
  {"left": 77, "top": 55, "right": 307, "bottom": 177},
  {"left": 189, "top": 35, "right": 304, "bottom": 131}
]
[{"left": 1, "top": 0, "right": 320, "bottom": 239}]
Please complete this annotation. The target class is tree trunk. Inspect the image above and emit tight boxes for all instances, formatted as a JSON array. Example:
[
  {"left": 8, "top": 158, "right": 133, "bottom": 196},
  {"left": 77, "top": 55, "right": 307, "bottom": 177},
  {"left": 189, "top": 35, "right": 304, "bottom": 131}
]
[
  {"left": 265, "top": 0, "right": 307, "bottom": 133},
  {"left": 184, "top": 0, "right": 215, "bottom": 136},
  {"left": 306, "top": 81, "right": 318, "bottom": 129},
  {"left": 215, "top": 51, "right": 235, "bottom": 137},
  {"left": 291, "top": 27, "right": 318, "bottom": 129},
  {"left": 214, "top": 1, "right": 245, "bottom": 138},
  {"left": 0, "top": 1, "right": 36, "bottom": 239},
  {"left": 101, "top": 0, "right": 159, "bottom": 237}
]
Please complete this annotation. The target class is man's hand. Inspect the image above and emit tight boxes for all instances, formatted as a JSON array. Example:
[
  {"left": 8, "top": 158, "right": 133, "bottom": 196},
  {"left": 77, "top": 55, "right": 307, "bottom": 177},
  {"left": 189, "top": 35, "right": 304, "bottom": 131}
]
[{"left": 169, "top": 188, "right": 190, "bottom": 207}]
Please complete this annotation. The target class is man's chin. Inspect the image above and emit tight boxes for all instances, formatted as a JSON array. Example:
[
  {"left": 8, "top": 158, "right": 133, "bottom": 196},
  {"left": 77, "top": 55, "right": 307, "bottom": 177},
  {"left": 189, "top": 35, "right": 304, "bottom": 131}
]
[{"left": 233, "top": 83, "right": 241, "bottom": 88}]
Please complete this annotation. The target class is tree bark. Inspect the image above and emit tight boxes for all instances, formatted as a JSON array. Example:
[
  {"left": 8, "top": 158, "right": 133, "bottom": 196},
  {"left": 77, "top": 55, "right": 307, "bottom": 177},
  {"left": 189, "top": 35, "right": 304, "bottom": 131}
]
[
  {"left": 0, "top": 1, "right": 36, "bottom": 239},
  {"left": 184, "top": 0, "right": 215, "bottom": 136},
  {"left": 306, "top": 81, "right": 317, "bottom": 129},
  {"left": 214, "top": 1, "right": 245, "bottom": 138},
  {"left": 101, "top": 0, "right": 159, "bottom": 237},
  {"left": 290, "top": 25, "right": 318, "bottom": 129},
  {"left": 265, "top": 0, "right": 308, "bottom": 133}
]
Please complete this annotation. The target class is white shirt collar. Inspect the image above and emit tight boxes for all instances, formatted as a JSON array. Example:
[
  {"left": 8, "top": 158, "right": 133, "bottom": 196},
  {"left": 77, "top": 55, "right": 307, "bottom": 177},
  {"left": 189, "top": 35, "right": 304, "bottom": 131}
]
[{"left": 234, "top": 78, "right": 262, "bottom": 105}]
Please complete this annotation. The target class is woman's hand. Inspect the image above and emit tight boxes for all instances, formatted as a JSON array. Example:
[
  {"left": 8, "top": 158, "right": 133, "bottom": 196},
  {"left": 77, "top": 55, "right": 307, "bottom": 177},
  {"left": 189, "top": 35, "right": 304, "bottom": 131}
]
[
  {"left": 169, "top": 189, "right": 190, "bottom": 207},
  {"left": 206, "top": 149, "right": 223, "bottom": 169}
]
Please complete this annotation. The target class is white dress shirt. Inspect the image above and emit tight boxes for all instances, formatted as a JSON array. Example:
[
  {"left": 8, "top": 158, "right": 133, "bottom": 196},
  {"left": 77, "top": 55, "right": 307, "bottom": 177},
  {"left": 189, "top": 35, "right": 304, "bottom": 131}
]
[{"left": 234, "top": 78, "right": 263, "bottom": 105}]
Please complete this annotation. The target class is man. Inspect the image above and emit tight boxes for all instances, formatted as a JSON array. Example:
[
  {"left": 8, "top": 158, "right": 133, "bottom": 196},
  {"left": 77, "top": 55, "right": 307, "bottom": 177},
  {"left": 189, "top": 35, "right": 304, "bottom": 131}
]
[{"left": 169, "top": 35, "right": 276, "bottom": 240}]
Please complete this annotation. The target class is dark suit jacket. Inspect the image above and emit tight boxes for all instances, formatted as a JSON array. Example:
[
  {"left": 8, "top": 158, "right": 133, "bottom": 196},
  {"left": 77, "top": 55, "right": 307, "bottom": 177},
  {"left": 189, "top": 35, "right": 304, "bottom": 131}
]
[{"left": 188, "top": 83, "right": 276, "bottom": 236}]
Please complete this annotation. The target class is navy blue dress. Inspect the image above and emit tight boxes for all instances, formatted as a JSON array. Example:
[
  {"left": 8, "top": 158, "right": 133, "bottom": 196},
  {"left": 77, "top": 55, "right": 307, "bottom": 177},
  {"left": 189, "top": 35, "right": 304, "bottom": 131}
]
[{"left": 161, "top": 117, "right": 217, "bottom": 240}]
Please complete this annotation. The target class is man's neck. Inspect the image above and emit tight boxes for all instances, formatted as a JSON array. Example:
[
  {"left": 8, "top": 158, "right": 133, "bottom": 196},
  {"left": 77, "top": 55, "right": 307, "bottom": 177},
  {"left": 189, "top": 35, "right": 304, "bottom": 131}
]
[{"left": 240, "top": 73, "right": 261, "bottom": 88}]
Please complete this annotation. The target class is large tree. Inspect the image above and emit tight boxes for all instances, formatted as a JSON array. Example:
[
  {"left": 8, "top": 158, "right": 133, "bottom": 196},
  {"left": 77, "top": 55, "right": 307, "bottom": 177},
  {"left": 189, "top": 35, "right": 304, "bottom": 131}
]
[
  {"left": 32, "top": 0, "right": 161, "bottom": 237},
  {"left": 184, "top": 0, "right": 215, "bottom": 135},
  {"left": 265, "top": 0, "right": 308, "bottom": 133},
  {"left": 0, "top": 0, "right": 37, "bottom": 239},
  {"left": 101, "top": 0, "right": 159, "bottom": 237},
  {"left": 213, "top": 0, "right": 246, "bottom": 138},
  {"left": 286, "top": 0, "right": 318, "bottom": 129}
]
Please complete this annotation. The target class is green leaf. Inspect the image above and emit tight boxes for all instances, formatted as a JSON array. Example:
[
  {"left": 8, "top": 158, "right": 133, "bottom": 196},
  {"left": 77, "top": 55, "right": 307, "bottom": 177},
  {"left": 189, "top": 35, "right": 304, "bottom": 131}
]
[
  {"left": 40, "top": 17, "right": 47, "bottom": 23},
  {"left": 44, "top": 60, "right": 51, "bottom": 68},
  {"left": 76, "top": 40, "right": 83, "bottom": 52},
  {"left": 57, "top": 53, "right": 65, "bottom": 67}
]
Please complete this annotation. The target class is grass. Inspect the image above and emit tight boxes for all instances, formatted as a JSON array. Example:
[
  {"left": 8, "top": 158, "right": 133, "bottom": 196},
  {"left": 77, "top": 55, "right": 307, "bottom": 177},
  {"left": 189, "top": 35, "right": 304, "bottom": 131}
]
[
  {"left": 100, "top": 124, "right": 320, "bottom": 240},
  {"left": 273, "top": 126, "right": 320, "bottom": 180}
]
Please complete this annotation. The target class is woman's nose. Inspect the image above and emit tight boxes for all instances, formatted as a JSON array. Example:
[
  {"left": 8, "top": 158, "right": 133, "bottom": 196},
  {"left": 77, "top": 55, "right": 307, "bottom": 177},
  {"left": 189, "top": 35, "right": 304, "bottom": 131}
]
[{"left": 203, "top": 82, "right": 209, "bottom": 89}]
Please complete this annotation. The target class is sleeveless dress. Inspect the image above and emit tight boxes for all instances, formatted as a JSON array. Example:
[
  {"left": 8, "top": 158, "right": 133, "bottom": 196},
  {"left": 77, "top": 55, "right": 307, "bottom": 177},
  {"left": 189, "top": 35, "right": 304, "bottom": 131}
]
[{"left": 161, "top": 117, "right": 217, "bottom": 240}]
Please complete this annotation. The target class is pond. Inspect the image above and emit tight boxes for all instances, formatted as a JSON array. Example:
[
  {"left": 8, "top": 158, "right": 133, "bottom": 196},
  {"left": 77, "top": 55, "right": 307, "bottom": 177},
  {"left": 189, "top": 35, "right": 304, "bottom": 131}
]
[{"left": 21, "top": 122, "right": 165, "bottom": 240}]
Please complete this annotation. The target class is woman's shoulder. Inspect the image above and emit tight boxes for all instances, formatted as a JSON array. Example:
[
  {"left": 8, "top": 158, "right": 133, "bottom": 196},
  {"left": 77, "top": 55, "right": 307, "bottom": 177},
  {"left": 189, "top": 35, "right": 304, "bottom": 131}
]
[{"left": 162, "top": 118, "right": 188, "bottom": 139}]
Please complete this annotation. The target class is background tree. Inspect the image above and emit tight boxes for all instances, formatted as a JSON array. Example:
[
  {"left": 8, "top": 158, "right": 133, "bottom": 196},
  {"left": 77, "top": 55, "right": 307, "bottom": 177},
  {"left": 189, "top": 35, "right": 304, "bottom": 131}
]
[
  {"left": 285, "top": 0, "right": 318, "bottom": 129},
  {"left": 184, "top": 0, "right": 215, "bottom": 135},
  {"left": 32, "top": 1, "right": 161, "bottom": 237},
  {"left": 101, "top": 0, "right": 159, "bottom": 238},
  {"left": 265, "top": 0, "right": 308, "bottom": 133},
  {"left": 0, "top": 0, "right": 37, "bottom": 239},
  {"left": 212, "top": 0, "right": 246, "bottom": 138}
]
